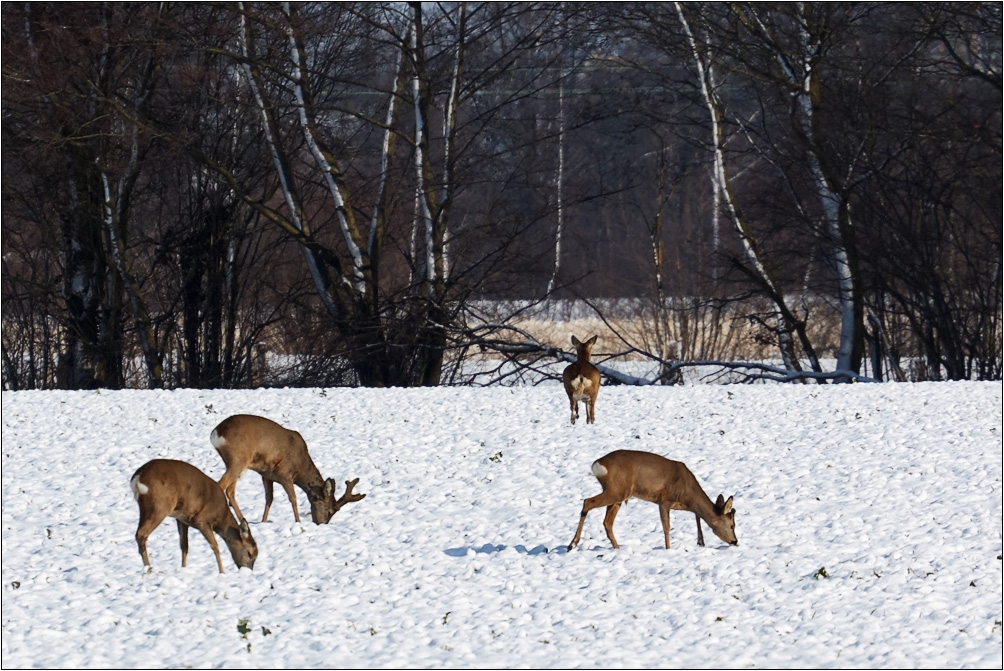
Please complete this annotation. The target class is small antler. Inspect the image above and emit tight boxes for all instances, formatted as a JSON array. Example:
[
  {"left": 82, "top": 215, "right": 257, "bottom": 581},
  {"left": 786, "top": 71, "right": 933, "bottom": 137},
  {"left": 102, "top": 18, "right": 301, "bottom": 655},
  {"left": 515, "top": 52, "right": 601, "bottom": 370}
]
[{"left": 332, "top": 478, "right": 366, "bottom": 514}]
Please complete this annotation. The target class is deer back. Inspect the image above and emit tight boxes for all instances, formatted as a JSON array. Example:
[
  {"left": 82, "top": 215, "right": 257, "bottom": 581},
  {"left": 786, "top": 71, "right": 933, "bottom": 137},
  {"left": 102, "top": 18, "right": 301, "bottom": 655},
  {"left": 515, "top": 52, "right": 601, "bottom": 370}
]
[
  {"left": 212, "top": 414, "right": 324, "bottom": 488},
  {"left": 562, "top": 335, "right": 601, "bottom": 391},
  {"left": 592, "top": 450, "right": 694, "bottom": 502},
  {"left": 132, "top": 458, "right": 232, "bottom": 521}
]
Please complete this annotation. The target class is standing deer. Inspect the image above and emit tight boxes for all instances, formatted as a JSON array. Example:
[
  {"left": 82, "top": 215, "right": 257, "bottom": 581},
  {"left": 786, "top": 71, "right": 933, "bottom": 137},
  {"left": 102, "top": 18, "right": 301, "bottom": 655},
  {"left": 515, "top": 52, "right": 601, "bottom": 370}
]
[
  {"left": 567, "top": 449, "right": 738, "bottom": 551},
  {"left": 211, "top": 414, "right": 365, "bottom": 524},
  {"left": 131, "top": 459, "right": 258, "bottom": 573},
  {"left": 562, "top": 335, "right": 601, "bottom": 424}
]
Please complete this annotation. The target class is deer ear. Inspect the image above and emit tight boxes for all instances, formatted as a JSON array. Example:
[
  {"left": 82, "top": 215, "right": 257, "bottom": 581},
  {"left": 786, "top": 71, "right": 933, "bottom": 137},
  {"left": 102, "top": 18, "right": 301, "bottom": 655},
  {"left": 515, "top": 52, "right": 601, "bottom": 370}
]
[
  {"left": 324, "top": 478, "right": 336, "bottom": 497},
  {"left": 586, "top": 335, "right": 597, "bottom": 346},
  {"left": 715, "top": 494, "right": 725, "bottom": 509},
  {"left": 722, "top": 496, "right": 733, "bottom": 514},
  {"left": 571, "top": 336, "right": 581, "bottom": 346},
  {"left": 239, "top": 519, "right": 251, "bottom": 538}
]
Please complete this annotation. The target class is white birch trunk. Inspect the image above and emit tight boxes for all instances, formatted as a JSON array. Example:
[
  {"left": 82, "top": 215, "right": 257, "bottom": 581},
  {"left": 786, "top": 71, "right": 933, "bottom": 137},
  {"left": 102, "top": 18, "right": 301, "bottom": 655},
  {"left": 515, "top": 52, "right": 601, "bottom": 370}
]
[
  {"left": 411, "top": 21, "right": 436, "bottom": 297},
  {"left": 675, "top": 4, "right": 778, "bottom": 296},
  {"left": 794, "top": 8, "right": 856, "bottom": 373},
  {"left": 101, "top": 167, "right": 162, "bottom": 387},
  {"left": 547, "top": 71, "right": 566, "bottom": 295},
  {"left": 238, "top": 4, "right": 341, "bottom": 317},
  {"left": 710, "top": 160, "right": 720, "bottom": 282},
  {"left": 370, "top": 48, "right": 405, "bottom": 258},
  {"left": 676, "top": 2, "right": 801, "bottom": 374},
  {"left": 440, "top": 2, "right": 466, "bottom": 284},
  {"left": 284, "top": 3, "right": 366, "bottom": 293},
  {"left": 97, "top": 25, "right": 165, "bottom": 388},
  {"left": 751, "top": 3, "right": 859, "bottom": 373}
]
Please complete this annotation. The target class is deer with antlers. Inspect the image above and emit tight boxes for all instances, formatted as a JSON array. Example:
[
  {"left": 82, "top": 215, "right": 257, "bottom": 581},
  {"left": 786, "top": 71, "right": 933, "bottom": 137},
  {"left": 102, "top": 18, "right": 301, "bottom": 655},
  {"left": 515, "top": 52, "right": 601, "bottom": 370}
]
[{"left": 211, "top": 414, "right": 366, "bottom": 525}]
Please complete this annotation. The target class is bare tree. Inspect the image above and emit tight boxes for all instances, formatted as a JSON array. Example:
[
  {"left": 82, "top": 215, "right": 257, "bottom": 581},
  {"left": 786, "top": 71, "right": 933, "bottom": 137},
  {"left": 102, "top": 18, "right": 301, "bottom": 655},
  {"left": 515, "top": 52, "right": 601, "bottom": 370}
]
[
  {"left": 185, "top": 2, "right": 602, "bottom": 386},
  {"left": 4, "top": 3, "right": 998, "bottom": 388}
]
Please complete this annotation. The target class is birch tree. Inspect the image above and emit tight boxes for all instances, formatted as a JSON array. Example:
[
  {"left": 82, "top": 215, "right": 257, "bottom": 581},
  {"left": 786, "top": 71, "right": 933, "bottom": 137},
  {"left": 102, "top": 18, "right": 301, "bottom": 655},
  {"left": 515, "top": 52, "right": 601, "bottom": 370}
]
[
  {"left": 188, "top": 2, "right": 585, "bottom": 386},
  {"left": 725, "top": 3, "right": 867, "bottom": 377},
  {"left": 219, "top": 2, "right": 399, "bottom": 385},
  {"left": 3, "top": 3, "right": 171, "bottom": 388},
  {"left": 96, "top": 4, "right": 170, "bottom": 388},
  {"left": 669, "top": 3, "right": 819, "bottom": 376}
]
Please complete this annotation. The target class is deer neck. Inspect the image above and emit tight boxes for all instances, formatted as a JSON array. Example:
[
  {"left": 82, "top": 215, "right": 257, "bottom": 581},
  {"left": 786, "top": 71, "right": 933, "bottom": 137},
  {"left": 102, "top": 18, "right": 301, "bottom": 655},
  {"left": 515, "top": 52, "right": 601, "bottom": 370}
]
[
  {"left": 294, "top": 461, "right": 325, "bottom": 498},
  {"left": 213, "top": 511, "right": 241, "bottom": 537},
  {"left": 688, "top": 486, "right": 719, "bottom": 524}
]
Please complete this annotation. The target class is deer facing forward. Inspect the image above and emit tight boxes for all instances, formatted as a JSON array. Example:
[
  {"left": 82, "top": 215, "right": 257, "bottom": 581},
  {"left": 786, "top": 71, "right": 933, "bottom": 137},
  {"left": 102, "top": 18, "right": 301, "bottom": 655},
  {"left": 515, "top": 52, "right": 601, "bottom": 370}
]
[
  {"left": 562, "top": 335, "right": 601, "bottom": 424},
  {"left": 568, "top": 449, "right": 738, "bottom": 551}
]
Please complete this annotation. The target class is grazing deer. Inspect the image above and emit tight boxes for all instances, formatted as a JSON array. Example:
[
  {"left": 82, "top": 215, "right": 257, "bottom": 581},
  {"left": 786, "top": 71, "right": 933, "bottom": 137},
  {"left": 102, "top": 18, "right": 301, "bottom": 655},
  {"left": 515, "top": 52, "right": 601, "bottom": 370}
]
[
  {"left": 567, "top": 449, "right": 738, "bottom": 551},
  {"left": 562, "top": 335, "right": 601, "bottom": 424},
  {"left": 131, "top": 459, "right": 258, "bottom": 573},
  {"left": 211, "top": 414, "right": 366, "bottom": 524}
]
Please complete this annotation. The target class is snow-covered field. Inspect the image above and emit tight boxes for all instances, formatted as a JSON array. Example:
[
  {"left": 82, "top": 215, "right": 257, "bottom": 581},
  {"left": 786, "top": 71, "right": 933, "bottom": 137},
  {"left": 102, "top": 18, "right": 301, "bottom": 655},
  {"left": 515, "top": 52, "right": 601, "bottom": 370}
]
[{"left": 2, "top": 382, "right": 1002, "bottom": 668}]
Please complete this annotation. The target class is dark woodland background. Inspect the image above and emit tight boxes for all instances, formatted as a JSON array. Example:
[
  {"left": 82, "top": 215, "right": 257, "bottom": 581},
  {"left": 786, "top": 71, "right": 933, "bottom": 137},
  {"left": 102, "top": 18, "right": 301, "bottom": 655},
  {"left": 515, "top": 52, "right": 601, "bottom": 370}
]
[{"left": 2, "top": 2, "right": 1000, "bottom": 389}]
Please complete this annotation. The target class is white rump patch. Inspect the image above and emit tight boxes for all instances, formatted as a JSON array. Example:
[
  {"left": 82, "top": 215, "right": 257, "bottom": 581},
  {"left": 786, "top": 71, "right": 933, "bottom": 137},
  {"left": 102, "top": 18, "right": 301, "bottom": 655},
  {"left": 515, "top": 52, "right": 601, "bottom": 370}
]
[
  {"left": 591, "top": 461, "right": 608, "bottom": 478},
  {"left": 210, "top": 428, "right": 226, "bottom": 449},
  {"left": 130, "top": 475, "right": 149, "bottom": 501},
  {"left": 572, "top": 376, "right": 592, "bottom": 402}
]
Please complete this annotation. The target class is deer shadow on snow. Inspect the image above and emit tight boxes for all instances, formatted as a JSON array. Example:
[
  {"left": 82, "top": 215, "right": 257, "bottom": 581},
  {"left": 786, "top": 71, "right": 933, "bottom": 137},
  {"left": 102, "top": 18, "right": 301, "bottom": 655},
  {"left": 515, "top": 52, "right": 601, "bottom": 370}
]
[{"left": 444, "top": 543, "right": 550, "bottom": 557}]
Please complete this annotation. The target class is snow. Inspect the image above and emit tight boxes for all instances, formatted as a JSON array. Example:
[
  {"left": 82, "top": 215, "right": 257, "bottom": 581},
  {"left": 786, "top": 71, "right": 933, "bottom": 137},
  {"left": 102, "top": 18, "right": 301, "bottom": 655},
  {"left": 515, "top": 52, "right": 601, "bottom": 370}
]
[{"left": 2, "top": 382, "right": 1002, "bottom": 668}]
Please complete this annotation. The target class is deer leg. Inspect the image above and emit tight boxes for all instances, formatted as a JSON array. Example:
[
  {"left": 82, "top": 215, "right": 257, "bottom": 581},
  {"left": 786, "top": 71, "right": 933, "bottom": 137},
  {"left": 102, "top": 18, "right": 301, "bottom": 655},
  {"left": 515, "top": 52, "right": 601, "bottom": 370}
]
[
  {"left": 695, "top": 513, "right": 705, "bottom": 547},
  {"left": 568, "top": 491, "right": 621, "bottom": 550},
  {"left": 177, "top": 520, "right": 190, "bottom": 567},
  {"left": 570, "top": 397, "right": 578, "bottom": 424},
  {"left": 218, "top": 469, "right": 247, "bottom": 523},
  {"left": 135, "top": 503, "right": 167, "bottom": 568},
  {"left": 602, "top": 503, "right": 622, "bottom": 549},
  {"left": 193, "top": 522, "right": 225, "bottom": 574},
  {"left": 659, "top": 504, "right": 671, "bottom": 549},
  {"left": 568, "top": 506, "right": 590, "bottom": 550},
  {"left": 261, "top": 476, "right": 275, "bottom": 523},
  {"left": 586, "top": 395, "right": 596, "bottom": 424},
  {"left": 281, "top": 481, "right": 301, "bottom": 522}
]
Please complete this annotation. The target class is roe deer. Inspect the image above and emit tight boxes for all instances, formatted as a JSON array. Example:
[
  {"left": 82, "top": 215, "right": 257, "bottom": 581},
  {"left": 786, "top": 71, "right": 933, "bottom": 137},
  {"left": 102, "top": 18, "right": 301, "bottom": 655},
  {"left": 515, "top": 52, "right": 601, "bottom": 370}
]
[
  {"left": 567, "top": 449, "right": 738, "bottom": 551},
  {"left": 211, "top": 414, "right": 366, "bottom": 524},
  {"left": 562, "top": 335, "right": 601, "bottom": 424},
  {"left": 130, "top": 459, "right": 257, "bottom": 573}
]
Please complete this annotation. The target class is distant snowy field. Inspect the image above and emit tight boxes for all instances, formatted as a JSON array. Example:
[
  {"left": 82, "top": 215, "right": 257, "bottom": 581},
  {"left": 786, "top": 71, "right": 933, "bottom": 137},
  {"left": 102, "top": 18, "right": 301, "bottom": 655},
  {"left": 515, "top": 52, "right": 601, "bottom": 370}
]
[{"left": 2, "top": 382, "right": 1002, "bottom": 668}]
